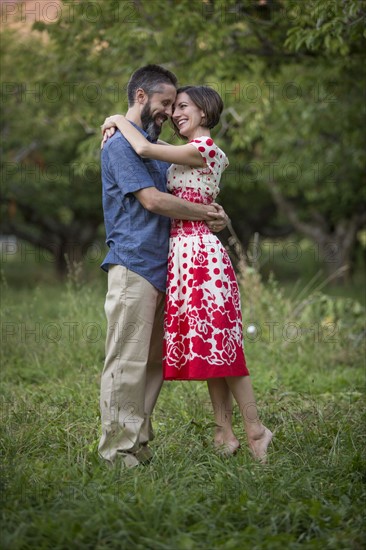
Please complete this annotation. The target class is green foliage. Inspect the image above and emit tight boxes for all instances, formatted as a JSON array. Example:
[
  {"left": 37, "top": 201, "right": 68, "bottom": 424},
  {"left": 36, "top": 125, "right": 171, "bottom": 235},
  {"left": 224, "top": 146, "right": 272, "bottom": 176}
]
[
  {"left": 252, "top": 59, "right": 366, "bottom": 223},
  {"left": 1, "top": 0, "right": 365, "bottom": 277},
  {"left": 0, "top": 26, "right": 103, "bottom": 271},
  {"left": 285, "top": 0, "right": 366, "bottom": 55}
]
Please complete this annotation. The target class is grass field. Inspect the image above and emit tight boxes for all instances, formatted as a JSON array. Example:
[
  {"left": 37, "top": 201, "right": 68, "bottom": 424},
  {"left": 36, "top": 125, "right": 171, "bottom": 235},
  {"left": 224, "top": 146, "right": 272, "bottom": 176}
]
[{"left": 1, "top": 252, "right": 365, "bottom": 549}]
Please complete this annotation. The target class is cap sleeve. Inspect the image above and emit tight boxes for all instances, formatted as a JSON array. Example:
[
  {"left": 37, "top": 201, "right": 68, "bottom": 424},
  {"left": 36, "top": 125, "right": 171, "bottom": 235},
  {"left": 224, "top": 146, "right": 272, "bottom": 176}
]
[{"left": 189, "top": 137, "right": 228, "bottom": 177}]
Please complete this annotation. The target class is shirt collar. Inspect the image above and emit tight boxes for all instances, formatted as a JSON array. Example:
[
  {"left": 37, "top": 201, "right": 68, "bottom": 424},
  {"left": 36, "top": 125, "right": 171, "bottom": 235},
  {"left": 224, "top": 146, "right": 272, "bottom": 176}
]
[{"left": 127, "top": 120, "right": 154, "bottom": 143}]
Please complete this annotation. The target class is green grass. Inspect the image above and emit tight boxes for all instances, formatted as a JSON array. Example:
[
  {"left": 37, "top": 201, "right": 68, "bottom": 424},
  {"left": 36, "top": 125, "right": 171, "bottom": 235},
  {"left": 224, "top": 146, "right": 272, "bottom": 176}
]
[
  {"left": 257, "top": 236, "right": 366, "bottom": 305},
  {"left": 1, "top": 264, "right": 365, "bottom": 549}
]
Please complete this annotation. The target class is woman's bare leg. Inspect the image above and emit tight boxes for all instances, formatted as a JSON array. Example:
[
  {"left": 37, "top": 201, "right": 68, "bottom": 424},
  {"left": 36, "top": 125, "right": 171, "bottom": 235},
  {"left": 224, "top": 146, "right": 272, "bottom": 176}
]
[
  {"left": 224, "top": 375, "right": 273, "bottom": 462},
  {"left": 206, "top": 378, "right": 240, "bottom": 454}
]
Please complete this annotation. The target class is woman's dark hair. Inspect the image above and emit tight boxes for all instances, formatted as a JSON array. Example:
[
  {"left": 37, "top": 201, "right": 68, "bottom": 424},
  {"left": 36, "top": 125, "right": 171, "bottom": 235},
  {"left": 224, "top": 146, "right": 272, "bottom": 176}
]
[
  {"left": 176, "top": 85, "right": 224, "bottom": 130},
  {"left": 127, "top": 64, "right": 178, "bottom": 107}
]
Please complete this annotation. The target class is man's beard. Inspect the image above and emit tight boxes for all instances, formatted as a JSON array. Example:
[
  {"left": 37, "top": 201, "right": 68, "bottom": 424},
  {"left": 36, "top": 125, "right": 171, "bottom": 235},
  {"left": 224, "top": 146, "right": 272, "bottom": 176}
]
[{"left": 141, "top": 101, "right": 167, "bottom": 141}]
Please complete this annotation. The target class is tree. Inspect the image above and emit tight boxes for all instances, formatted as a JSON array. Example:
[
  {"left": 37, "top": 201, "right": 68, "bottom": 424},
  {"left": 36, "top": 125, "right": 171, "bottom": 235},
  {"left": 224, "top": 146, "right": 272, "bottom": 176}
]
[
  {"left": 0, "top": 27, "right": 104, "bottom": 276},
  {"left": 1, "top": 0, "right": 365, "bottom": 280},
  {"left": 262, "top": 0, "right": 366, "bottom": 280}
]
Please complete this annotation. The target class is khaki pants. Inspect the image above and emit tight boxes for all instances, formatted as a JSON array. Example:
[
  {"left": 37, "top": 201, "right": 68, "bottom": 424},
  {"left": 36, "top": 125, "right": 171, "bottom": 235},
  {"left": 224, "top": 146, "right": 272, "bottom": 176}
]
[{"left": 98, "top": 265, "right": 165, "bottom": 464}]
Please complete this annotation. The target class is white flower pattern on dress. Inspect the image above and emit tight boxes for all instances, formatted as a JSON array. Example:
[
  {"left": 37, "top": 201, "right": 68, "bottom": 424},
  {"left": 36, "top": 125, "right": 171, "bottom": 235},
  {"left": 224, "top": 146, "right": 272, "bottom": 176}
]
[{"left": 163, "top": 137, "right": 249, "bottom": 380}]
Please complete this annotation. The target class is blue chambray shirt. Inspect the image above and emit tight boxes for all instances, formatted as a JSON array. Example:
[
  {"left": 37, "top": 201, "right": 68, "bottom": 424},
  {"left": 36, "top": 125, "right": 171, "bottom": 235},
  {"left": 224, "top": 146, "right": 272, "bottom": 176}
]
[{"left": 101, "top": 124, "right": 171, "bottom": 292}]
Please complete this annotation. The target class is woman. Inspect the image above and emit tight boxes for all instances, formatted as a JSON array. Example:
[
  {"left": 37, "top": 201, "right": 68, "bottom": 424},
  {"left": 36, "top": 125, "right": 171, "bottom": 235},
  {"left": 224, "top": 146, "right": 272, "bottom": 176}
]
[{"left": 101, "top": 86, "right": 273, "bottom": 462}]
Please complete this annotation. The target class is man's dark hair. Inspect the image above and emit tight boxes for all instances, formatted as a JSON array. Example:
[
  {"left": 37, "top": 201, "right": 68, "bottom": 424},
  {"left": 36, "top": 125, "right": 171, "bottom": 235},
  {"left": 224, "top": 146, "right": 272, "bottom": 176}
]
[
  {"left": 177, "top": 85, "right": 224, "bottom": 130},
  {"left": 127, "top": 64, "right": 178, "bottom": 107}
]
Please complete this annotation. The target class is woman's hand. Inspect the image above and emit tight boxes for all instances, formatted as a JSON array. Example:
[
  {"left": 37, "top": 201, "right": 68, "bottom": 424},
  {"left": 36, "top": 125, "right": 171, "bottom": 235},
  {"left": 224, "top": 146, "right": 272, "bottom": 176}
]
[
  {"left": 206, "top": 203, "right": 229, "bottom": 233},
  {"left": 101, "top": 127, "right": 116, "bottom": 149},
  {"left": 100, "top": 115, "right": 124, "bottom": 149},
  {"left": 101, "top": 114, "right": 124, "bottom": 134}
]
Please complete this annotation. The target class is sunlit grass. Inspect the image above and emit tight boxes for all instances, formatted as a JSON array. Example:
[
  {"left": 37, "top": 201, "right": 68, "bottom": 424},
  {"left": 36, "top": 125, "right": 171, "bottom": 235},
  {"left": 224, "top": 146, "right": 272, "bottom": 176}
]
[{"left": 1, "top": 262, "right": 365, "bottom": 549}]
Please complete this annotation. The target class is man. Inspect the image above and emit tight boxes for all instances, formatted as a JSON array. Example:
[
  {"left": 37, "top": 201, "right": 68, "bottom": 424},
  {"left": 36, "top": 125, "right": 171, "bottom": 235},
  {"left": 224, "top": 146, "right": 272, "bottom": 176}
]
[{"left": 99, "top": 64, "right": 227, "bottom": 467}]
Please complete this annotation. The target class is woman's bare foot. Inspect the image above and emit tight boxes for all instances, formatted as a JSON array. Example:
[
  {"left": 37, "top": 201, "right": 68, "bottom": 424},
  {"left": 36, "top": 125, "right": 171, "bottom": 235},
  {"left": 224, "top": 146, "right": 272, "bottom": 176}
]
[
  {"left": 248, "top": 427, "right": 273, "bottom": 464},
  {"left": 214, "top": 428, "right": 240, "bottom": 456}
]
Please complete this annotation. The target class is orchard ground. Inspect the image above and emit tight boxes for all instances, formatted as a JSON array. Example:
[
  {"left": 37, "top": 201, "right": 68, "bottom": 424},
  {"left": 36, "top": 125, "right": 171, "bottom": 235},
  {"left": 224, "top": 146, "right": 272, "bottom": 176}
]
[{"left": 1, "top": 239, "right": 365, "bottom": 549}]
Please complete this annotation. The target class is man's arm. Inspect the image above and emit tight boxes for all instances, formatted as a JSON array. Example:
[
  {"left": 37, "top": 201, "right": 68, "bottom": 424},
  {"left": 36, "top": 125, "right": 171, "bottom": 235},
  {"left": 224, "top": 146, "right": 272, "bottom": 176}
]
[{"left": 134, "top": 187, "right": 226, "bottom": 224}]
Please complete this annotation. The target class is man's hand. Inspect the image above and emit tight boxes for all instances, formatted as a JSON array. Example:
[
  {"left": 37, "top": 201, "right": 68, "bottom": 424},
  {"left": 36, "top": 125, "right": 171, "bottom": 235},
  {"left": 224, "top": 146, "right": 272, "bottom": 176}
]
[{"left": 206, "top": 203, "right": 229, "bottom": 233}]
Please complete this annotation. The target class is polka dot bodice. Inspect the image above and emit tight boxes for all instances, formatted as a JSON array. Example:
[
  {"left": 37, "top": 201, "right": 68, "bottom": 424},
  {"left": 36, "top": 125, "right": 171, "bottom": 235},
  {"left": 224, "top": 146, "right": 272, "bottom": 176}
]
[
  {"left": 167, "top": 137, "right": 228, "bottom": 201},
  {"left": 167, "top": 137, "right": 229, "bottom": 237}
]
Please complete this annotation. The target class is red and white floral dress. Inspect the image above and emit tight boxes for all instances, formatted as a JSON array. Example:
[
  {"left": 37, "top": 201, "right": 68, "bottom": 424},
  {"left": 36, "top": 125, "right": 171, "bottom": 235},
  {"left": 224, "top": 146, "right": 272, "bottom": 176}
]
[{"left": 163, "top": 137, "right": 249, "bottom": 380}]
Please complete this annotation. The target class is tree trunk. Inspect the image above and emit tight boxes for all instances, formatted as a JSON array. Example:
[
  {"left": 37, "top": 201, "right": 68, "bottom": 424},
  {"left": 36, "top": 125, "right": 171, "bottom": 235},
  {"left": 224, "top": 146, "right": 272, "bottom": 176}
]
[
  {"left": 267, "top": 180, "right": 365, "bottom": 284},
  {"left": 2, "top": 221, "right": 100, "bottom": 280},
  {"left": 316, "top": 235, "right": 355, "bottom": 283},
  {"left": 54, "top": 240, "right": 85, "bottom": 280}
]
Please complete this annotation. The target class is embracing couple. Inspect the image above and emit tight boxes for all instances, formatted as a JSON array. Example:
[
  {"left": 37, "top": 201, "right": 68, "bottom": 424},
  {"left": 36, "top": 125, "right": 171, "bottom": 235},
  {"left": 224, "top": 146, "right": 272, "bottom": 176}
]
[{"left": 98, "top": 64, "right": 272, "bottom": 468}]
